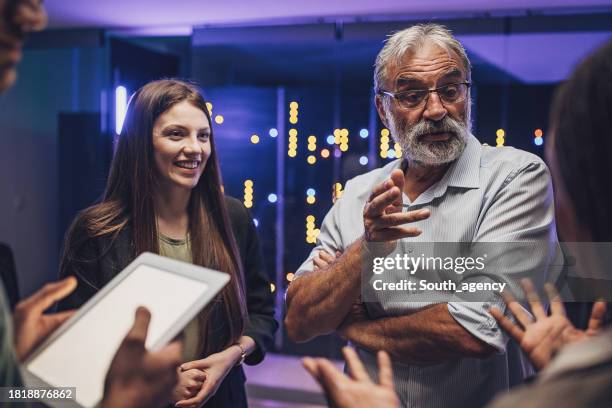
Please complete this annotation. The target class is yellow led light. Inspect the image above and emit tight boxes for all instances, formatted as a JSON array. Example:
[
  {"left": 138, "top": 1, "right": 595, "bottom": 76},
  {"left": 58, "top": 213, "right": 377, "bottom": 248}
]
[
  {"left": 381, "top": 135, "right": 389, "bottom": 143},
  {"left": 307, "top": 155, "right": 317, "bottom": 164},
  {"left": 339, "top": 143, "right": 348, "bottom": 152},
  {"left": 496, "top": 129, "right": 505, "bottom": 138},
  {"left": 290, "top": 101, "right": 298, "bottom": 109},
  {"left": 214, "top": 115, "right": 224, "bottom": 124},
  {"left": 381, "top": 128, "right": 390, "bottom": 137},
  {"left": 289, "top": 117, "right": 298, "bottom": 124},
  {"left": 334, "top": 135, "right": 340, "bottom": 144},
  {"left": 289, "top": 135, "right": 297, "bottom": 142},
  {"left": 206, "top": 102, "right": 213, "bottom": 112},
  {"left": 321, "top": 149, "right": 330, "bottom": 158},
  {"left": 308, "top": 135, "right": 316, "bottom": 144},
  {"left": 340, "top": 128, "right": 349, "bottom": 137},
  {"left": 288, "top": 150, "right": 297, "bottom": 158},
  {"left": 306, "top": 196, "right": 316, "bottom": 204},
  {"left": 244, "top": 180, "right": 253, "bottom": 187},
  {"left": 250, "top": 134, "right": 260, "bottom": 144},
  {"left": 306, "top": 215, "right": 315, "bottom": 223},
  {"left": 313, "top": 228, "right": 320, "bottom": 237},
  {"left": 308, "top": 143, "right": 316, "bottom": 152},
  {"left": 270, "top": 283, "right": 276, "bottom": 293},
  {"left": 244, "top": 201, "right": 253, "bottom": 208},
  {"left": 333, "top": 128, "right": 341, "bottom": 137},
  {"left": 289, "top": 129, "right": 298, "bottom": 137},
  {"left": 380, "top": 151, "right": 388, "bottom": 158},
  {"left": 286, "top": 272, "right": 295, "bottom": 282}
]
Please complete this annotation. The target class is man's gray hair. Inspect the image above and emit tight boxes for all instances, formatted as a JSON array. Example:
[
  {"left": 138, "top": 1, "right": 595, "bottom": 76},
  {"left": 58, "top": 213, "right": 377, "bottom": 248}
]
[{"left": 374, "top": 24, "right": 471, "bottom": 92}]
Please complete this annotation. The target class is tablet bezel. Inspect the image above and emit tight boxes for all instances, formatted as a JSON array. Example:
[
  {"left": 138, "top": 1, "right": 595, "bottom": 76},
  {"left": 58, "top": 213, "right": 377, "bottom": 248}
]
[{"left": 23, "top": 252, "right": 230, "bottom": 408}]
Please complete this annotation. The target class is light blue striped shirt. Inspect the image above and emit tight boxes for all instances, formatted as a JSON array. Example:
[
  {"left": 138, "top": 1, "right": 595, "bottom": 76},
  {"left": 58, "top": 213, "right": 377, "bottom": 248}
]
[{"left": 295, "top": 134, "right": 561, "bottom": 407}]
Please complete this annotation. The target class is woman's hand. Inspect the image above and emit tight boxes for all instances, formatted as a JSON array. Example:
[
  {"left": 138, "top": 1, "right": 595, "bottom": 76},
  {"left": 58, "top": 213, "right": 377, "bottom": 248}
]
[
  {"left": 174, "top": 345, "right": 242, "bottom": 408},
  {"left": 490, "top": 278, "right": 607, "bottom": 371},
  {"left": 171, "top": 368, "right": 206, "bottom": 403}
]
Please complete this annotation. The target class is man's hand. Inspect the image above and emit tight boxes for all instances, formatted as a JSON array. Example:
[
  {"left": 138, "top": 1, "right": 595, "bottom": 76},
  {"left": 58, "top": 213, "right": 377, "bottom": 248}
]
[
  {"left": 13, "top": 276, "right": 77, "bottom": 361},
  {"left": 363, "top": 169, "right": 429, "bottom": 244},
  {"left": 102, "top": 307, "right": 183, "bottom": 408},
  {"left": 490, "top": 278, "right": 607, "bottom": 371},
  {"left": 303, "top": 347, "right": 399, "bottom": 408}
]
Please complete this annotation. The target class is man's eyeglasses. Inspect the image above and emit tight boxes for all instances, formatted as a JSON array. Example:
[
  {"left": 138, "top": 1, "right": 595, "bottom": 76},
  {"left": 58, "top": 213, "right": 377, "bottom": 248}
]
[{"left": 378, "top": 82, "right": 471, "bottom": 110}]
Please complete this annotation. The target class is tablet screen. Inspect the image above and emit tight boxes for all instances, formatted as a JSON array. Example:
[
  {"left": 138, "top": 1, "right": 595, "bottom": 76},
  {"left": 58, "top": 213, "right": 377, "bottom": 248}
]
[{"left": 26, "top": 264, "right": 210, "bottom": 408}]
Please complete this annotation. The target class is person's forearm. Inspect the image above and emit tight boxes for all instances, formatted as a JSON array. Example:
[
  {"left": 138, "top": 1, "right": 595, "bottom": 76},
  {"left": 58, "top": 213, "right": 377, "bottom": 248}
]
[
  {"left": 285, "top": 238, "right": 365, "bottom": 342},
  {"left": 340, "top": 304, "right": 495, "bottom": 365}
]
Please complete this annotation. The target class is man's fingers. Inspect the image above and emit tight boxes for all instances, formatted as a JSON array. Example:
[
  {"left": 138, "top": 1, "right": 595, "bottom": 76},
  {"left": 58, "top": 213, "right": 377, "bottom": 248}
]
[
  {"left": 544, "top": 283, "right": 566, "bottom": 316},
  {"left": 377, "top": 351, "right": 394, "bottom": 390},
  {"left": 45, "top": 310, "right": 76, "bottom": 329},
  {"left": 342, "top": 346, "right": 370, "bottom": 382},
  {"left": 19, "top": 277, "right": 77, "bottom": 314},
  {"left": 316, "top": 357, "right": 348, "bottom": 389},
  {"left": 369, "top": 227, "right": 422, "bottom": 242},
  {"left": 365, "top": 187, "right": 401, "bottom": 217},
  {"left": 313, "top": 257, "right": 326, "bottom": 270},
  {"left": 490, "top": 306, "right": 524, "bottom": 342},
  {"left": 521, "top": 279, "right": 547, "bottom": 320},
  {"left": 368, "top": 178, "right": 395, "bottom": 203},
  {"left": 125, "top": 306, "right": 151, "bottom": 344},
  {"left": 319, "top": 250, "right": 336, "bottom": 263},
  {"left": 501, "top": 290, "right": 533, "bottom": 328},
  {"left": 389, "top": 169, "right": 404, "bottom": 191},
  {"left": 372, "top": 209, "right": 430, "bottom": 228},
  {"left": 302, "top": 357, "right": 322, "bottom": 383},
  {"left": 587, "top": 301, "right": 607, "bottom": 333}
]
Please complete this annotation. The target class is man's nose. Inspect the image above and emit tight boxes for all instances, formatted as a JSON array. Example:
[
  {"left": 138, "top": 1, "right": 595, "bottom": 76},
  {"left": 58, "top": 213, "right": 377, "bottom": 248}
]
[{"left": 422, "top": 92, "right": 447, "bottom": 122}]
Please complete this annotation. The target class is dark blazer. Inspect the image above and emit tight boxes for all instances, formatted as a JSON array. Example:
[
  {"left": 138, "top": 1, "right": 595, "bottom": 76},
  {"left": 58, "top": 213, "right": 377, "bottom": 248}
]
[{"left": 58, "top": 196, "right": 277, "bottom": 407}]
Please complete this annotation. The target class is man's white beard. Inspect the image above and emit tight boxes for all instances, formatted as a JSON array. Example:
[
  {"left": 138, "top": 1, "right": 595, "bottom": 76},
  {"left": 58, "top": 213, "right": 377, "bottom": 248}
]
[{"left": 386, "top": 108, "right": 470, "bottom": 166}]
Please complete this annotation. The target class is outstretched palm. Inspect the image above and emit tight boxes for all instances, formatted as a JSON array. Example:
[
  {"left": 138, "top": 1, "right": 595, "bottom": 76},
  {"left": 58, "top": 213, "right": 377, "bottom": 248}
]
[{"left": 490, "top": 279, "right": 606, "bottom": 371}]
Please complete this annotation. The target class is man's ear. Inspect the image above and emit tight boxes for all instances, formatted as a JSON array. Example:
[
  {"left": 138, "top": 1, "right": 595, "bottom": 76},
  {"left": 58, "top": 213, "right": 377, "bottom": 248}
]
[{"left": 375, "top": 95, "right": 390, "bottom": 128}]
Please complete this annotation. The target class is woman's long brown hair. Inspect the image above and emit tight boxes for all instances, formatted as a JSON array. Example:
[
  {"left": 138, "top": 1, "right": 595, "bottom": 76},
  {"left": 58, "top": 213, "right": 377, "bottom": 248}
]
[{"left": 74, "top": 79, "right": 246, "bottom": 354}]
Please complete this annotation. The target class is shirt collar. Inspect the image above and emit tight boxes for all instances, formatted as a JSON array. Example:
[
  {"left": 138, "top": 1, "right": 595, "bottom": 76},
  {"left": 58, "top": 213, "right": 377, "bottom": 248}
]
[
  {"left": 445, "top": 133, "right": 482, "bottom": 189},
  {"left": 391, "top": 133, "right": 481, "bottom": 206}
]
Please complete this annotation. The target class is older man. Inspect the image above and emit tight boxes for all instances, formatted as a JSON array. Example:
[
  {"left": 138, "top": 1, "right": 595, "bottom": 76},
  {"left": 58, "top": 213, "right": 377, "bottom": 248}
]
[
  {"left": 286, "top": 24, "right": 559, "bottom": 407},
  {"left": 0, "top": 1, "right": 182, "bottom": 407}
]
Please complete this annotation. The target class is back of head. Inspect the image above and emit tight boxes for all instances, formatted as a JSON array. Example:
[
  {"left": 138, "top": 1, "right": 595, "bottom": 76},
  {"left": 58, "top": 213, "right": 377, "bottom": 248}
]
[{"left": 551, "top": 40, "right": 612, "bottom": 241}]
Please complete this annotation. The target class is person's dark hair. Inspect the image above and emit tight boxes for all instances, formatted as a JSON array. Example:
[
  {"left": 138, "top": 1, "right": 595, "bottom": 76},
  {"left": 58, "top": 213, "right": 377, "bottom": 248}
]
[
  {"left": 66, "top": 79, "right": 246, "bottom": 354},
  {"left": 551, "top": 40, "right": 612, "bottom": 242}
]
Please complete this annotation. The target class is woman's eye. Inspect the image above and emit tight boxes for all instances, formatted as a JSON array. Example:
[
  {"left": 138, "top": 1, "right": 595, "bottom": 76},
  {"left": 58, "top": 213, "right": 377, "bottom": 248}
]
[{"left": 198, "top": 133, "right": 210, "bottom": 141}]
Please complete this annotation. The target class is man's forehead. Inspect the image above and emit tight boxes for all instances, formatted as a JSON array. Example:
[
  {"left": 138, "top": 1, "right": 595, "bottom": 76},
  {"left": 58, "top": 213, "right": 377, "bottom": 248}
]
[{"left": 386, "top": 41, "right": 465, "bottom": 83}]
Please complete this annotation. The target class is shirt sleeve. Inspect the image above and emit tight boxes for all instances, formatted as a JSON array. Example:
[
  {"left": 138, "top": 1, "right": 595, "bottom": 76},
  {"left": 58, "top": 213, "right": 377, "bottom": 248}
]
[
  {"left": 448, "top": 160, "right": 560, "bottom": 352},
  {"left": 294, "top": 193, "right": 346, "bottom": 280}
]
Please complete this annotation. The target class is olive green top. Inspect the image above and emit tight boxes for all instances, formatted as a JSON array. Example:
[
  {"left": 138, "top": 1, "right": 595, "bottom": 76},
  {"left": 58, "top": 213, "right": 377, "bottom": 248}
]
[{"left": 158, "top": 234, "right": 201, "bottom": 362}]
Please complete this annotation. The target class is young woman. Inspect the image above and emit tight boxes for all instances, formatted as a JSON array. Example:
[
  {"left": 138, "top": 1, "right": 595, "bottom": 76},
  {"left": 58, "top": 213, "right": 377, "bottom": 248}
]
[{"left": 58, "top": 79, "right": 277, "bottom": 408}]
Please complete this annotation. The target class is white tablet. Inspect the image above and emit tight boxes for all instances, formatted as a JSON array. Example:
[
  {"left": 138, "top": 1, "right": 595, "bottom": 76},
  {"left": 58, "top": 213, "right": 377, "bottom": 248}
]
[{"left": 23, "top": 252, "right": 230, "bottom": 408}]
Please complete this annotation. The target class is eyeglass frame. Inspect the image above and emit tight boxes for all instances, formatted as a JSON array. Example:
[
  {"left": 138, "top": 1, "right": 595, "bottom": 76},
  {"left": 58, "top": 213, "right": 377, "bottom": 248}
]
[{"left": 377, "top": 81, "right": 472, "bottom": 110}]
